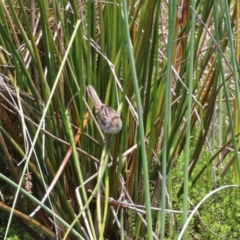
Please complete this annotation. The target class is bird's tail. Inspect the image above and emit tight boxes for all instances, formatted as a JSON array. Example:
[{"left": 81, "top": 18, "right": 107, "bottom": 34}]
[{"left": 86, "top": 85, "right": 102, "bottom": 107}]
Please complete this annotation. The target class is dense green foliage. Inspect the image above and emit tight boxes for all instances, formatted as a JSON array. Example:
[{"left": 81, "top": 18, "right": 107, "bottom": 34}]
[
  {"left": 0, "top": 212, "right": 31, "bottom": 240},
  {"left": 0, "top": 0, "right": 240, "bottom": 239},
  {"left": 171, "top": 150, "right": 240, "bottom": 239}
]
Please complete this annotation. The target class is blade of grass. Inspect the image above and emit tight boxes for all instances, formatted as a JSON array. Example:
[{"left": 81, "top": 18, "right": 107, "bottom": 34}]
[
  {"left": 160, "top": 0, "right": 177, "bottom": 238},
  {"left": 122, "top": 1, "right": 153, "bottom": 239},
  {"left": 182, "top": 2, "right": 196, "bottom": 239}
]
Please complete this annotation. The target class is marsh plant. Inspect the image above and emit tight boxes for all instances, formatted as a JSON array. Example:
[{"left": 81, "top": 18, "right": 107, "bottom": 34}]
[{"left": 0, "top": 1, "right": 239, "bottom": 239}]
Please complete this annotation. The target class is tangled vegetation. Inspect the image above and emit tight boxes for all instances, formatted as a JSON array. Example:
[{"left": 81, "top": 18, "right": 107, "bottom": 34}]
[{"left": 0, "top": 0, "right": 240, "bottom": 239}]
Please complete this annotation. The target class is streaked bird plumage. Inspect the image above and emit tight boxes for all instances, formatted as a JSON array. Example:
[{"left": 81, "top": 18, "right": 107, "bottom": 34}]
[{"left": 86, "top": 85, "right": 122, "bottom": 134}]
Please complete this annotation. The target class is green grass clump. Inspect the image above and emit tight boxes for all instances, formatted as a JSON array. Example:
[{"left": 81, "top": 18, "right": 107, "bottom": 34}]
[{"left": 0, "top": 1, "right": 240, "bottom": 239}]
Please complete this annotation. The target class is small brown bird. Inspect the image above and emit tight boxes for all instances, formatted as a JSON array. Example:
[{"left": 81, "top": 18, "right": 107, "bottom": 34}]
[{"left": 86, "top": 85, "right": 122, "bottom": 134}]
